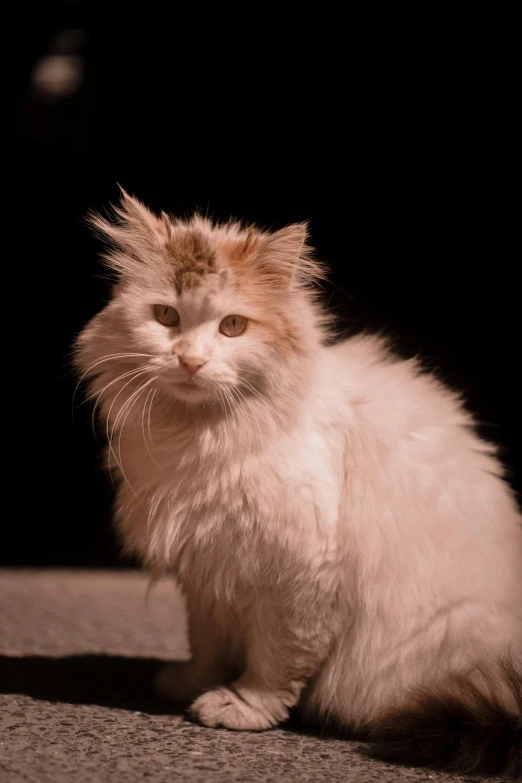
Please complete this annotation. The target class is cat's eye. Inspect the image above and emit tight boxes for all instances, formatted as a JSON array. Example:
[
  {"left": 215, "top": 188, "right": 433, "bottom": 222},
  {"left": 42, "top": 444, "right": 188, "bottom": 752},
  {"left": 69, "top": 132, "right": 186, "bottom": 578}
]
[
  {"left": 219, "top": 314, "right": 248, "bottom": 337},
  {"left": 153, "top": 304, "right": 180, "bottom": 327}
]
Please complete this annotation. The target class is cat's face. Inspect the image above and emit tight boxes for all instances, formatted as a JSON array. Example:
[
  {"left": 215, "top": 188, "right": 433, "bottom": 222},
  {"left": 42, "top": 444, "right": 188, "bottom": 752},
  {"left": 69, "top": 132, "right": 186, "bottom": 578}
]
[
  {"left": 118, "top": 271, "right": 282, "bottom": 405},
  {"left": 76, "top": 192, "right": 327, "bottom": 412}
]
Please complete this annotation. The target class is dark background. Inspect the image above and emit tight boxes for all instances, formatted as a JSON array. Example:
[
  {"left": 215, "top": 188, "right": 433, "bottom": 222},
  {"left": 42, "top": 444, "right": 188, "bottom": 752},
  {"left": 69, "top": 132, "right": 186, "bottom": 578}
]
[{"left": 8, "top": 5, "right": 520, "bottom": 566}]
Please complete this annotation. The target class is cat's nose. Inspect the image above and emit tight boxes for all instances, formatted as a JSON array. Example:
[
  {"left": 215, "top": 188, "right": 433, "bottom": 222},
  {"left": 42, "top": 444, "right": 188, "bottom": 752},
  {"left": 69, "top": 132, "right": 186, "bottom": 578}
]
[{"left": 179, "top": 356, "right": 207, "bottom": 375}]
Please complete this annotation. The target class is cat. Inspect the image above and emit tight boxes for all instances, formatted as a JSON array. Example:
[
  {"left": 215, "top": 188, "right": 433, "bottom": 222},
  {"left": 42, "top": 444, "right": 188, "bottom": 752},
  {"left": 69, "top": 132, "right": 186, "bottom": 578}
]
[{"left": 74, "top": 190, "right": 522, "bottom": 777}]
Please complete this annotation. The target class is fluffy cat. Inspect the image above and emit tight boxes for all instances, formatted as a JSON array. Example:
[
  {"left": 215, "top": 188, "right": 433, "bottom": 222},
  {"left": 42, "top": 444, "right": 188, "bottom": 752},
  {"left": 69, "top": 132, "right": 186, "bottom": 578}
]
[{"left": 74, "top": 191, "right": 522, "bottom": 777}]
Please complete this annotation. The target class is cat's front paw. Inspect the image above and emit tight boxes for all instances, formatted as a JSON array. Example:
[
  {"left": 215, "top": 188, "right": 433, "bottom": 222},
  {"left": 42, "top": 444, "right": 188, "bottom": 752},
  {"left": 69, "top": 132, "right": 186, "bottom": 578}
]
[{"left": 188, "top": 685, "right": 288, "bottom": 731}]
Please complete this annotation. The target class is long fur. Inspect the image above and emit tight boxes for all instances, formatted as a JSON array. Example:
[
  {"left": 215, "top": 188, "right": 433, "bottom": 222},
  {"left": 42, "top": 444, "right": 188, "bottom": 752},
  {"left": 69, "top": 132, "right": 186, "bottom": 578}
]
[
  {"left": 75, "top": 191, "right": 522, "bottom": 777},
  {"left": 366, "top": 658, "right": 522, "bottom": 776}
]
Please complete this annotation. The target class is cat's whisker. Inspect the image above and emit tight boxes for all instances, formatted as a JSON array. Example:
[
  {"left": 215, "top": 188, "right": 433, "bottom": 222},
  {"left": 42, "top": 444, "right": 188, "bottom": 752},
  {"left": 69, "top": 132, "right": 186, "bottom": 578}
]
[
  {"left": 105, "top": 369, "right": 153, "bottom": 486},
  {"left": 224, "top": 383, "right": 244, "bottom": 414},
  {"left": 148, "top": 389, "right": 161, "bottom": 446},
  {"left": 115, "top": 376, "right": 158, "bottom": 479},
  {"left": 229, "top": 384, "right": 263, "bottom": 441},
  {"left": 218, "top": 385, "right": 237, "bottom": 419},
  {"left": 72, "top": 352, "right": 154, "bottom": 409},
  {"left": 218, "top": 387, "right": 234, "bottom": 423},
  {"left": 90, "top": 365, "right": 153, "bottom": 434},
  {"left": 87, "top": 363, "right": 153, "bottom": 405},
  {"left": 106, "top": 370, "right": 153, "bottom": 446},
  {"left": 110, "top": 374, "right": 156, "bottom": 446},
  {"left": 240, "top": 376, "right": 263, "bottom": 390},
  {"left": 226, "top": 385, "right": 256, "bottom": 443},
  {"left": 107, "top": 376, "right": 157, "bottom": 501},
  {"left": 214, "top": 389, "right": 228, "bottom": 421},
  {"left": 141, "top": 386, "right": 164, "bottom": 470},
  {"left": 239, "top": 379, "right": 265, "bottom": 403}
]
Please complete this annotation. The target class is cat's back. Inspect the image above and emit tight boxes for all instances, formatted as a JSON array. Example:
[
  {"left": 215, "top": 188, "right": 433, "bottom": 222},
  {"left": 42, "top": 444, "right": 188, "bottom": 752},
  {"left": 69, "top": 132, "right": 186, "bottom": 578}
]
[
  {"left": 324, "top": 332, "right": 476, "bottom": 438},
  {"left": 323, "top": 332, "right": 521, "bottom": 537},
  {"left": 323, "top": 333, "right": 522, "bottom": 607}
]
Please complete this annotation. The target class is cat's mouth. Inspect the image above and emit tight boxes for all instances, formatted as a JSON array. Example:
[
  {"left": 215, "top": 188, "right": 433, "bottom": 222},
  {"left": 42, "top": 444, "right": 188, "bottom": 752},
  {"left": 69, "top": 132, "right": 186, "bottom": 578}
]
[
  {"left": 175, "top": 381, "right": 201, "bottom": 392},
  {"left": 171, "top": 379, "right": 211, "bottom": 400}
]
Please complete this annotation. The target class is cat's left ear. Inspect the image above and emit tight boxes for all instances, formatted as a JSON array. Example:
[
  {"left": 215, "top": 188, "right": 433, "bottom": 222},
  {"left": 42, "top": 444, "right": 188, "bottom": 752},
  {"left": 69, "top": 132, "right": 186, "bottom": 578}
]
[{"left": 254, "top": 223, "right": 310, "bottom": 290}]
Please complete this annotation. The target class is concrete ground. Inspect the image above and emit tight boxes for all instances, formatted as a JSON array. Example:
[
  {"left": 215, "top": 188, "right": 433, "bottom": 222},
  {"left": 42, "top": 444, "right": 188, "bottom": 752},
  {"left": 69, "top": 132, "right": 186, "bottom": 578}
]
[{"left": 0, "top": 569, "right": 506, "bottom": 783}]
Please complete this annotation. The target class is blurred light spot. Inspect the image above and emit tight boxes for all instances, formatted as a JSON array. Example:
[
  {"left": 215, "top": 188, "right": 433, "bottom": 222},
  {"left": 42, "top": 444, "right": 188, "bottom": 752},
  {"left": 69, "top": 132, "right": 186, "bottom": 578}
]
[{"left": 31, "top": 55, "right": 84, "bottom": 99}]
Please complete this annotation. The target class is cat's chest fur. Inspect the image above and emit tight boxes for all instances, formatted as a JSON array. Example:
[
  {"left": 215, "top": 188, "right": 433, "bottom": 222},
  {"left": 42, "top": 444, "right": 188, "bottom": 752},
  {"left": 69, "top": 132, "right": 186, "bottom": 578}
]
[{"left": 116, "top": 408, "right": 344, "bottom": 593}]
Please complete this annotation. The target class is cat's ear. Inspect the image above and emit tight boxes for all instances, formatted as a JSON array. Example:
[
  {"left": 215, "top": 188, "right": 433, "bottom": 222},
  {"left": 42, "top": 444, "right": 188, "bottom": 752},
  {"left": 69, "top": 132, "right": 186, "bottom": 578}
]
[
  {"left": 117, "top": 188, "right": 166, "bottom": 235},
  {"left": 88, "top": 188, "right": 169, "bottom": 276},
  {"left": 253, "top": 223, "right": 318, "bottom": 290}
]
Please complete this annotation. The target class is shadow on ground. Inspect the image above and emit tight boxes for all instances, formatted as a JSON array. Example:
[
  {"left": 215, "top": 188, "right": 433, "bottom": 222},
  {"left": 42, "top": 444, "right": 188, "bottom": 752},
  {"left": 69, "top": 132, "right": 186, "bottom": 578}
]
[
  {"left": 0, "top": 653, "right": 183, "bottom": 714},
  {"left": 0, "top": 655, "right": 319, "bottom": 728},
  {"left": 0, "top": 653, "right": 355, "bottom": 742}
]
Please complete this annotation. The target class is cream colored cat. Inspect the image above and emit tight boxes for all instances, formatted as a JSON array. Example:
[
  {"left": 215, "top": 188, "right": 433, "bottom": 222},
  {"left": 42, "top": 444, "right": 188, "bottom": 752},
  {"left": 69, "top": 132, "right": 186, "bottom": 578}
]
[{"left": 75, "top": 191, "right": 522, "bottom": 777}]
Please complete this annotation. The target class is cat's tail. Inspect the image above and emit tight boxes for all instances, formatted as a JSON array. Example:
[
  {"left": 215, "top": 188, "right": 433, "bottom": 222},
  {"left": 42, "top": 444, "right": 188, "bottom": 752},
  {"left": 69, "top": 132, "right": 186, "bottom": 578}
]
[{"left": 365, "top": 657, "right": 522, "bottom": 778}]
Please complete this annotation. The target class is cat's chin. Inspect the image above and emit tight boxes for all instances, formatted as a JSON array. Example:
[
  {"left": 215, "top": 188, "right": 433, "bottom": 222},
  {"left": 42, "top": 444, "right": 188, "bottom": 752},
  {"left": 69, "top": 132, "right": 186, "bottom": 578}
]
[{"left": 171, "top": 382, "right": 211, "bottom": 404}]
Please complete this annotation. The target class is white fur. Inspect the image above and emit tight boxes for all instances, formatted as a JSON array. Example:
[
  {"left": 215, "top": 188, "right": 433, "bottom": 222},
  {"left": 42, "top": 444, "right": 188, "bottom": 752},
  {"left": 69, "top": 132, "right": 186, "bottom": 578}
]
[{"left": 75, "top": 204, "right": 522, "bottom": 732}]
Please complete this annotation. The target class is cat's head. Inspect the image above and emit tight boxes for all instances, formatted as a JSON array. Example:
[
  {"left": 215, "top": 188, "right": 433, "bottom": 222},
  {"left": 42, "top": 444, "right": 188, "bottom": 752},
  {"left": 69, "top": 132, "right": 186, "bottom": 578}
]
[{"left": 75, "top": 191, "right": 331, "bottom": 411}]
